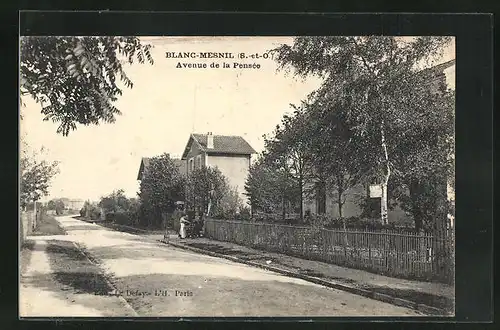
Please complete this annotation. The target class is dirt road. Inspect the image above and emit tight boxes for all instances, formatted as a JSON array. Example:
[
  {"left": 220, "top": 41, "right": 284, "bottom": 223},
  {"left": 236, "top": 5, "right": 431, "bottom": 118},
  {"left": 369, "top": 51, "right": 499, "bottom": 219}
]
[{"left": 20, "top": 216, "right": 423, "bottom": 317}]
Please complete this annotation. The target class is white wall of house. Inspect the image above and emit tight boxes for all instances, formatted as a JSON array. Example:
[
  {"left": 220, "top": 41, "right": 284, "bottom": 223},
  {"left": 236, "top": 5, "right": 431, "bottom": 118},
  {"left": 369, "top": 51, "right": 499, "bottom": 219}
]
[
  {"left": 206, "top": 154, "right": 251, "bottom": 207},
  {"left": 303, "top": 183, "right": 364, "bottom": 218}
]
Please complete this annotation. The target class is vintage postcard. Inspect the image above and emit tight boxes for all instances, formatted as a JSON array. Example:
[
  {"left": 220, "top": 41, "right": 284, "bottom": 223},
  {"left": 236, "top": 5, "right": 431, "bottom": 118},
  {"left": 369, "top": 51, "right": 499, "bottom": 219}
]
[{"left": 19, "top": 36, "right": 455, "bottom": 317}]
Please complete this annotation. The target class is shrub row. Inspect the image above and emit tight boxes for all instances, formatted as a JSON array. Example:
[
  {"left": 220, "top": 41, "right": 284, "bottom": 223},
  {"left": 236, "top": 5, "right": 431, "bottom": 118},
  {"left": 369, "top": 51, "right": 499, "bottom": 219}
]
[
  {"left": 229, "top": 213, "right": 420, "bottom": 232},
  {"left": 318, "top": 216, "right": 418, "bottom": 232},
  {"left": 105, "top": 211, "right": 139, "bottom": 226},
  {"left": 79, "top": 204, "right": 101, "bottom": 220}
]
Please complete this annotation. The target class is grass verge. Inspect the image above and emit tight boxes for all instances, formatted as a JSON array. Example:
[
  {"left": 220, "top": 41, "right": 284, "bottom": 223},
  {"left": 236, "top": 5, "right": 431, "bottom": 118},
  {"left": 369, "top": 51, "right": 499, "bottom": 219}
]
[{"left": 32, "top": 213, "right": 67, "bottom": 236}]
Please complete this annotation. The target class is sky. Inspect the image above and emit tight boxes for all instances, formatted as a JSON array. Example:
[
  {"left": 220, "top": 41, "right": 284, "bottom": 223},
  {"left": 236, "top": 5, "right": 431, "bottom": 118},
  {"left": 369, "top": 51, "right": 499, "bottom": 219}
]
[
  {"left": 20, "top": 37, "right": 323, "bottom": 201},
  {"left": 20, "top": 36, "right": 455, "bottom": 202}
]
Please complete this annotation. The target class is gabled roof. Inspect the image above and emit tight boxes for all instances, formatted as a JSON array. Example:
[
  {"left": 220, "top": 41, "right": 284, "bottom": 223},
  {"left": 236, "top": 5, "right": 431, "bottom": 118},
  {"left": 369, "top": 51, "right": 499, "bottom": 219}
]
[
  {"left": 137, "top": 156, "right": 187, "bottom": 180},
  {"left": 181, "top": 133, "right": 257, "bottom": 160},
  {"left": 137, "top": 157, "right": 151, "bottom": 180},
  {"left": 418, "top": 59, "right": 455, "bottom": 78}
]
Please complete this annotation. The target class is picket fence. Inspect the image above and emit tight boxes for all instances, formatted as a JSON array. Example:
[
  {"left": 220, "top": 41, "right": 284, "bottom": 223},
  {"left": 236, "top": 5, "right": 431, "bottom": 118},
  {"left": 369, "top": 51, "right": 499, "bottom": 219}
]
[{"left": 204, "top": 219, "right": 454, "bottom": 283}]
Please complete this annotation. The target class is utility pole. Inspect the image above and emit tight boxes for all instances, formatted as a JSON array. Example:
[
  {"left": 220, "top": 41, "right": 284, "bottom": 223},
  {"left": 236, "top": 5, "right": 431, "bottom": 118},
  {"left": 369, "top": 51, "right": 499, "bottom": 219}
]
[{"left": 192, "top": 84, "right": 197, "bottom": 133}]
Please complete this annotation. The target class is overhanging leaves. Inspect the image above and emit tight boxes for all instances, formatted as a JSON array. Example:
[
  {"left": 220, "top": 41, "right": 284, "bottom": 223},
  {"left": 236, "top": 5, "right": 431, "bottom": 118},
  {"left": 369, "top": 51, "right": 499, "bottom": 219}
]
[{"left": 20, "top": 36, "right": 154, "bottom": 136}]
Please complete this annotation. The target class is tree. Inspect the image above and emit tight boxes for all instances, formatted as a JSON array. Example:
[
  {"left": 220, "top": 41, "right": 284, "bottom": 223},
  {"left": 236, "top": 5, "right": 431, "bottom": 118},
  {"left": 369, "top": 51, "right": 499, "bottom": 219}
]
[
  {"left": 47, "top": 199, "right": 56, "bottom": 210},
  {"left": 55, "top": 199, "right": 65, "bottom": 215},
  {"left": 258, "top": 137, "right": 303, "bottom": 222},
  {"left": 264, "top": 106, "right": 318, "bottom": 220},
  {"left": 48, "top": 198, "right": 66, "bottom": 215},
  {"left": 302, "top": 95, "right": 370, "bottom": 236},
  {"left": 80, "top": 200, "right": 101, "bottom": 220},
  {"left": 217, "top": 185, "right": 244, "bottom": 220},
  {"left": 20, "top": 145, "right": 59, "bottom": 210},
  {"left": 244, "top": 154, "right": 287, "bottom": 215},
  {"left": 138, "top": 153, "right": 185, "bottom": 228},
  {"left": 186, "top": 166, "right": 230, "bottom": 217},
  {"left": 99, "top": 190, "right": 140, "bottom": 225},
  {"left": 273, "top": 36, "right": 454, "bottom": 228},
  {"left": 20, "top": 36, "right": 154, "bottom": 136},
  {"left": 99, "top": 189, "right": 131, "bottom": 214}
]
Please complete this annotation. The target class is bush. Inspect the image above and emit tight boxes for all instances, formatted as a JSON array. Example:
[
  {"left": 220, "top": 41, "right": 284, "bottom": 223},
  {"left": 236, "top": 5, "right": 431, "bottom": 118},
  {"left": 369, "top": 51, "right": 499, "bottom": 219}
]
[
  {"left": 114, "top": 211, "right": 133, "bottom": 225},
  {"left": 89, "top": 207, "right": 101, "bottom": 220},
  {"left": 236, "top": 206, "right": 252, "bottom": 221},
  {"left": 252, "top": 212, "right": 282, "bottom": 223},
  {"left": 212, "top": 186, "right": 243, "bottom": 220},
  {"left": 106, "top": 210, "right": 138, "bottom": 226},
  {"left": 306, "top": 215, "right": 417, "bottom": 232},
  {"left": 80, "top": 203, "right": 101, "bottom": 220}
]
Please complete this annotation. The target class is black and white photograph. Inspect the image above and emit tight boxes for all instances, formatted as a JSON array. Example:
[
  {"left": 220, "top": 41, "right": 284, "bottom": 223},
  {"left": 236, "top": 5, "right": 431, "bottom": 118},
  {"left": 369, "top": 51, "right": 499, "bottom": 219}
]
[{"left": 19, "top": 35, "right": 456, "bottom": 317}]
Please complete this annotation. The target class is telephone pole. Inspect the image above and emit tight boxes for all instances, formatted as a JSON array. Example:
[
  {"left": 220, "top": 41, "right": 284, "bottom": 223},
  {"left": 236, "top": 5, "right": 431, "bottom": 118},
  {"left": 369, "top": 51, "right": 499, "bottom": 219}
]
[{"left": 192, "top": 84, "right": 197, "bottom": 133}]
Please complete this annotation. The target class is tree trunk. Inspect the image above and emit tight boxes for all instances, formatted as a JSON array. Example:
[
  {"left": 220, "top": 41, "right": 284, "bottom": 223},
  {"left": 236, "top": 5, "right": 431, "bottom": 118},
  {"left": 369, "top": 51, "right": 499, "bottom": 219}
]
[
  {"left": 33, "top": 199, "right": 37, "bottom": 230},
  {"left": 281, "top": 192, "right": 286, "bottom": 222},
  {"left": 380, "top": 122, "right": 391, "bottom": 225},
  {"left": 337, "top": 174, "right": 349, "bottom": 248},
  {"left": 299, "top": 172, "right": 304, "bottom": 221},
  {"left": 432, "top": 179, "right": 449, "bottom": 279},
  {"left": 409, "top": 178, "right": 424, "bottom": 232},
  {"left": 338, "top": 193, "right": 343, "bottom": 219}
]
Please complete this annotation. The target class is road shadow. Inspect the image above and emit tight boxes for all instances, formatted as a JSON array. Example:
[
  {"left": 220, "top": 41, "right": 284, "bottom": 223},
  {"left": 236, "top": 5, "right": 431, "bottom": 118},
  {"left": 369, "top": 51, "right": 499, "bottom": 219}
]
[
  {"left": 19, "top": 239, "right": 138, "bottom": 317},
  {"left": 44, "top": 240, "right": 113, "bottom": 295},
  {"left": 60, "top": 225, "right": 104, "bottom": 231},
  {"left": 99, "top": 223, "right": 164, "bottom": 236},
  {"left": 83, "top": 244, "right": 191, "bottom": 262},
  {"left": 21, "top": 240, "right": 42, "bottom": 251},
  {"left": 52, "top": 271, "right": 111, "bottom": 295}
]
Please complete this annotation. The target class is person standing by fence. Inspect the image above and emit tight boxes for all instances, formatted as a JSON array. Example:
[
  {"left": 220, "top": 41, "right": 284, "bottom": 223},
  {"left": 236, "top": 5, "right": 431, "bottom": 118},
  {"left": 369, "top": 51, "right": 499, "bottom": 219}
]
[{"left": 179, "top": 212, "right": 190, "bottom": 239}]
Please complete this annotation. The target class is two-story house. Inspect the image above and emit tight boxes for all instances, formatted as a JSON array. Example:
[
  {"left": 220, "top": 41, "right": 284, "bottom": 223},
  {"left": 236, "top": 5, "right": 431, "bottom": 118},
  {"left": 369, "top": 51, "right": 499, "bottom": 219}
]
[{"left": 181, "top": 132, "right": 256, "bottom": 206}]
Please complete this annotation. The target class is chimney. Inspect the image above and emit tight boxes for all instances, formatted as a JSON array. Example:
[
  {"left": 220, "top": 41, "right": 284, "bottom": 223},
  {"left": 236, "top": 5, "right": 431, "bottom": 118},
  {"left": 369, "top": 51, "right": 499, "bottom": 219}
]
[{"left": 207, "top": 132, "right": 214, "bottom": 149}]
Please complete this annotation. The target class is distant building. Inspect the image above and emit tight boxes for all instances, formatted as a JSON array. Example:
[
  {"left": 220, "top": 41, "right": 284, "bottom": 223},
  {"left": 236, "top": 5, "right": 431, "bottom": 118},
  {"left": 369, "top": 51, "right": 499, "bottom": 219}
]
[
  {"left": 66, "top": 199, "right": 85, "bottom": 211},
  {"left": 181, "top": 132, "right": 256, "bottom": 205}
]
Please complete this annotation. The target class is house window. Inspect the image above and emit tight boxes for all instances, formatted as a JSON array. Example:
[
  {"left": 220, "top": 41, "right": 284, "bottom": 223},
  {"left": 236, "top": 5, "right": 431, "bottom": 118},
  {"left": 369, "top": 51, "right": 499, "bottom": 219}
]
[
  {"left": 189, "top": 158, "right": 194, "bottom": 171},
  {"left": 316, "top": 181, "right": 326, "bottom": 215}
]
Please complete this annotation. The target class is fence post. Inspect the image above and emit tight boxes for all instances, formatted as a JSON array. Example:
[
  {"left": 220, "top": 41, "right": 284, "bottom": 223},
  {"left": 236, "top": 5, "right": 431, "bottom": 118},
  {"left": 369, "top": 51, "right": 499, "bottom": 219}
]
[
  {"left": 384, "top": 229, "right": 389, "bottom": 271},
  {"left": 368, "top": 229, "right": 372, "bottom": 266},
  {"left": 343, "top": 228, "right": 347, "bottom": 263}
]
